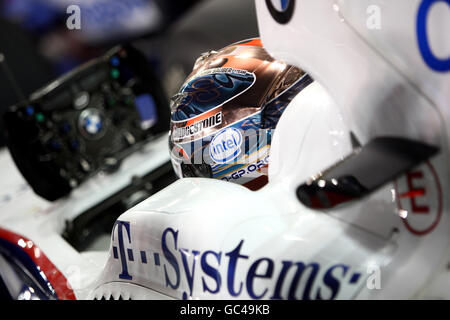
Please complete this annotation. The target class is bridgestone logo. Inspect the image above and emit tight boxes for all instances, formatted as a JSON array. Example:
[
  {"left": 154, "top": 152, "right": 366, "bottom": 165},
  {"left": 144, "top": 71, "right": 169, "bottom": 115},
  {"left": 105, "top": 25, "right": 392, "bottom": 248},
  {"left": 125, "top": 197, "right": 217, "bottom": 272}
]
[{"left": 173, "top": 112, "right": 222, "bottom": 139}]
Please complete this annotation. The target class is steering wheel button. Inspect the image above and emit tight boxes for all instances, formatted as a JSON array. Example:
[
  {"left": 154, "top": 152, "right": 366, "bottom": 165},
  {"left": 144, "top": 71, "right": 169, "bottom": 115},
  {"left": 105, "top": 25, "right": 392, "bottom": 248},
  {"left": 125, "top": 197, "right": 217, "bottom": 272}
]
[
  {"left": 60, "top": 123, "right": 71, "bottom": 133},
  {"left": 79, "top": 159, "right": 91, "bottom": 172},
  {"left": 35, "top": 113, "right": 45, "bottom": 122},
  {"left": 110, "top": 56, "right": 120, "bottom": 67},
  {"left": 73, "top": 92, "right": 90, "bottom": 110},
  {"left": 110, "top": 69, "right": 120, "bottom": 79},
  {"left": 70, "top": 139, "right": 79, "bottom": 151},
  {"left": 25, "top": 106, "right": 35, "bottom": 116}
]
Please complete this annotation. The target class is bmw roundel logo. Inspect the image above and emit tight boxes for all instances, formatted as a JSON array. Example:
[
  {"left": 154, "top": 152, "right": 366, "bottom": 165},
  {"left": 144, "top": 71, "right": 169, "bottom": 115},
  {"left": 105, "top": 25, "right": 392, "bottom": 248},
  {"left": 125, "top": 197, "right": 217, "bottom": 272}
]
[
  {"left": 78, "top": 108, "right": 106, "bottom": 139},
  {"left": 266, "top": 0, "right": 296, "bottom": 24}
]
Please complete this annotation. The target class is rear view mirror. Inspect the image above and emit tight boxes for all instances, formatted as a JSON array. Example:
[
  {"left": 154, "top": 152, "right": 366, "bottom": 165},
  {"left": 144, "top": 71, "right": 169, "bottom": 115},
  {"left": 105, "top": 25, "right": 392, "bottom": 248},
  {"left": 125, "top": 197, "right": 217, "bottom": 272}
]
[{"left": 296, "top": 137, "right": 439, "bottom": 210}]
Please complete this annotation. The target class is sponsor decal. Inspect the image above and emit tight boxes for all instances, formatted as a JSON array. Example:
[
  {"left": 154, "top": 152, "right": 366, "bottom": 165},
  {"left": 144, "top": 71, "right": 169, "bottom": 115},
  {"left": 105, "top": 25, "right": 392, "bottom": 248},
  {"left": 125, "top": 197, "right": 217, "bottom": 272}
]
[
  {"left": 173, "top": 112, "right": 222, "bottom": 140},
  {"left": 111, "top": 222, "right": 365, "bottom": 300},
  {"left": 185, "top": 68, "right": 255, "bottom": 85},
  {"left": 209, "top": 128, "right": 242, "bottom": 164},
  {"left": 394, "top": 161, "right": 442, "bottom": 236},
  {"left": 417, "top": 0, "right": 450, "bottom": 72},
  {"left": 220, "top": 156, "right": 270, "bottom": 182}
]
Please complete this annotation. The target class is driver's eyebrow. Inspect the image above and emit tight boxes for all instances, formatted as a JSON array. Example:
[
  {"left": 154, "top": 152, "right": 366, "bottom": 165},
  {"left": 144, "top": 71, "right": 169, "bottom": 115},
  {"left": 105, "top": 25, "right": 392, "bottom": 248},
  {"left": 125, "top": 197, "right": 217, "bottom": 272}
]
[{"left": 296, "top": 137, "right": 439, "bottom": 210}]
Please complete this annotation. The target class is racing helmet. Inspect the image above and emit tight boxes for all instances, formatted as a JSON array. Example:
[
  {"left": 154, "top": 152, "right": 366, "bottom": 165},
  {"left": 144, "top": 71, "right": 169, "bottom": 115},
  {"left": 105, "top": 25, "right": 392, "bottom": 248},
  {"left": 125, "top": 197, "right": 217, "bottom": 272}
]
[{"left": 169, "top": 38, "right": 312, "bottom": 190}]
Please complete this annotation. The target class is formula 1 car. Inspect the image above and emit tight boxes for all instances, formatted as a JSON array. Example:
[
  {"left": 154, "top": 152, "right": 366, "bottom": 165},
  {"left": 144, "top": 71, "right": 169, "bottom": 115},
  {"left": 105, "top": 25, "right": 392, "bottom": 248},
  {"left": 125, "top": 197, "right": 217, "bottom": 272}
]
[{"left": 1, "top": 0, "right": 449, "bottom": 300}]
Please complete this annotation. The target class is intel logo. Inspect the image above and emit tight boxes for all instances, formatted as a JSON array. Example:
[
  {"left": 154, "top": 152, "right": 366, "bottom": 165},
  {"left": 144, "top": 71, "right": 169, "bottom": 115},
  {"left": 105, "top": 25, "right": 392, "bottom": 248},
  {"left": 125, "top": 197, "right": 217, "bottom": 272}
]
[{"left": 209, "top": 128, "right": 242, "bottom": 164}]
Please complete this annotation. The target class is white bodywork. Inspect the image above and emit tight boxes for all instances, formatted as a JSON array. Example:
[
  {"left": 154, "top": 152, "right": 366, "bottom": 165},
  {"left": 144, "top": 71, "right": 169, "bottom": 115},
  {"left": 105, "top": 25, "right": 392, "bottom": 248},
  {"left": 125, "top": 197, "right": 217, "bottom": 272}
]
[
  {"left": 255, "top": 0, "right": 450, "bottom": 298},
  {"left": 1, "top": 0, "right": 449, "bottom": 300}
]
